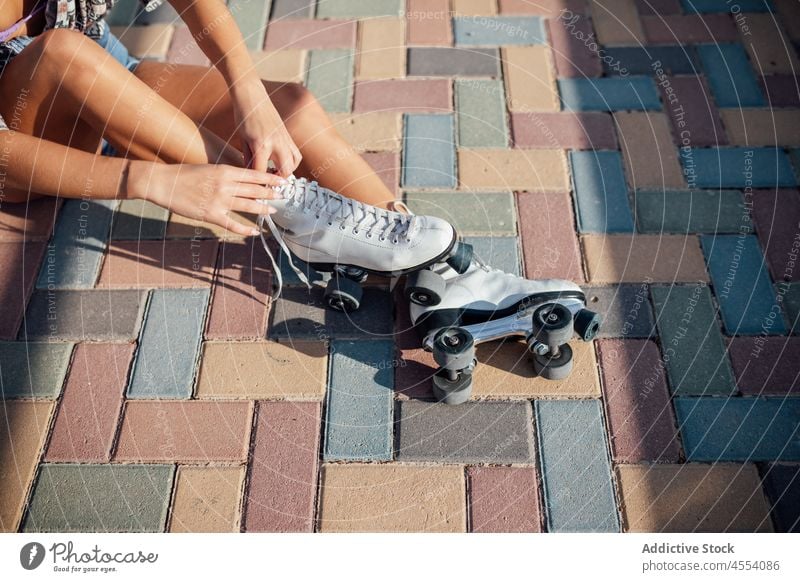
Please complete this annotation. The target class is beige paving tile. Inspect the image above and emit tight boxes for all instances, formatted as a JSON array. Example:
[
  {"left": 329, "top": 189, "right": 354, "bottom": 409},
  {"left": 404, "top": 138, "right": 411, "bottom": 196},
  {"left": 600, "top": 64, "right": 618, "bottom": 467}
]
[
  {"left": 169, "top": 466, "right": 245, "bottom": 533},
  {"left": 590, "top": 0, "right": 644, "bottom": 46},
  {"left": 453, "top": 0, "right": 498, "bottom": 15},
  {"left": 329, "top": 112, "right": 403, "bottom": 151},
  {"left": 720, "top": 109, "right": 800, "bottom": 147},
  {"left": 458, "top": 149, "right": 569, "bottom": 191},
  {"left": 250, "top": 50, "right": 307, "bottom": 83},
  {"left": 615, "top": 112, "right": 685, "bottom": 189},
  {"left": 503, "top": 46, "right": 559, "bottom": 111},
  {"left": 111, "top": 25, "right": 174, "bottom": 59},
  {"left": 740, "top": 14, "right": 800, "bottom": 74},
  {"left": 357, "top": 19, "right": 405, "bottom": 79}
]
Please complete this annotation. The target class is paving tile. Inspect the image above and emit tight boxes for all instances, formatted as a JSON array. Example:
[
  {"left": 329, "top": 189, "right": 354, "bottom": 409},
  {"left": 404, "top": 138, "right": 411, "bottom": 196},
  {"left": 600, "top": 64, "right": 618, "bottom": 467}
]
[
  {"left": 363, "top": 151, "right": 400, "bottom": 196},
  {"left": 535, "top": 399, "right": 620, "bottom": 532},
  {"left": 603, "top": 46, "right": 699, "bottom": 76},
  {"left": 512, "top": 112, "right": 617, "bottom": 149},
  {"left": 110, "top": 24, "right": 174, "bottom": 59},
  {"left": 357, "top": 18, "right": 404, "bottom": 80},
  {"left": 761, "top": 75, "right": 800, "bottom": 107},
  {"left": 251, "top": 49, "right": 307, "bottom": 82},
  {"left": 739, "top": 14, "right": 800, "bottom": 75},
  {"left": 597, "top": 339, "right": 681, "bottom": 462},
  {"left": 459, "top": 149, "right": 569, "bottom": 190},
  {"left": 316, "top": 0, "right": 403, "bottom": 18},
  {"left": 353, "top": 79, "right": 452, "bottom": 112},
  {"left": 110, "top": 199, "right": 169, "bottom": 240},
  {"left": 558, "top": 77, "right": 662, "bottom": 111},
  {"left": 0, "top": 242, "right": 45, "bottom": 340},
  {"left": 463, "top": 236, "right": 520, "bottom": 275},
  {"left": 659, "top": 75, "right": 727, "bottom": 147},
  {"left": 570, "top": 150, "right": 634, "bottom": 233},
  {"left": 23, "top": 464, "right": 174, "bottom": 532},
  {"left": 753, "top": 189, "right": 800, "bottom": 282},
  {"left": 517, "top": 190, "right": 583, "bottom": 281},
  {"left": 404, "top": 191, "right": 516, "bottom": 235},
  {"left": 97, "top": 239, "right": 218, "bottom": 287},
  {"left": 547, "top": 11, "right": 602, "bottom": 78},
  {"left": 635, "top": 0, "right": 683, "bottom": 14},
  {"left": 270, "top": 0, "right": 316, "bottom": 20},
  {"left": 45, "top": 344, "right": 133, "bottom": 463},
  {"left": 268, "top": 286, "right": 393, "bottom": 340},
  {"left": 687, "top": 147, "right": 796, "bottom": 188},
  {"left": 165, "top": 211, "right": 253, "bottom": 239},
  {"left": 467, "top": 466, "right": 542, "bottom": 532},
  {"left": 454, "top": 0, "right": 498, "bottom": 15},
  {"left": 721, "top": 109, "right": 800, "bottom": 147},
  {"left": 590, "top": 0, "right": 644, "bottom": 45},
  {"left": 584, "top": 285, "right": 657, "bottom": 338},
  {"left": 406, "top": 0, "right": 452, "bottom": 46},
  {"left": 329, "top": 111, "right": 402, "bottom": 151},
  {"left": 318, "top": 464, "right": 466, "bottom": 532},
  {"left": 402, "top": 114, "right": 456, "bottom": 188},
  {"left": 306, "top": 49, "right": 354, "bottom": 112},
  {"left": 264, "top": 19, "right": 356, "bottom": 50},
  {"left": 676, "top": 397, "right": 800, "bottom": 461},
  {"left": 701, "top": 234, "right": 786, "bottom": 335},
  {"left": 776, "top": 0, "right": 800, "bottom": 41},
  {"left": 0, "top": 198, "right": 59, "bottom": 242},
  {"left": 635, "top": 189, "right": 747, "bottom": 233},
  {"left": 324, "top": 340, "right": 394, "bottom": 461},
  {"left": 228, "top": 0, "right": 271, "bottom": 51},
  {"left": 499, "top": 0, "right": 589, "bottom": 15},
  {"left": 682, "top": 0, "right": 772, "bottom": 11},
  {"left": 615, "top": 111, "right": 686, "bottom": 189},
  {"left": 396, "top": 401, "right": 533, "bottom": 463},
  {"left": 453, "top": 16, "right": 546, "bottom": 46},
  {"left": 243, "top": 401, "right": 320, "bottom": 532},
  {"left": 455, "top": 80, "right": 508, "bottom": 148},
  {"left": 697, "top": 44, "right": 765, "bottom": 108},
  {"left": 651, "top": 284, "right": 735, "bottom": 395},
  {"left": 0, "top": 341, "right": 72, "bottom": 399},
  {"left": 0, "top": 401, "right": 54, "bottom": 532},
  {"left": 115, "top": 400, "right": 251, "bottom": 461},
  {"left": 205, "top": 239, "right": 272, "bottom": 340},
  {"left": 729, "top": 337, "right": 800, "bottom": 395},
  {"left": 106, "top": 0, "right": 140, "bottom": 26},
  {"left": 641, "top": 14, "right": 739, "bottom": 44},
  {"left": 617, "top": 463, "right": 773, "bottom": 532},
  {"left": 128, "top": 288, "right": 209, "bottom": 398},
  {"left": 781, "top": 281, "right": 800, "bottom": 334},
  {"left": 166, "top": 25, "right": 209, "bottom": 66},
  {"left": 408, "top": 47, "right": 500, "bottom": 77},
  {"left": 36, "top": 199, "right": 115, "bottom": 289},
  {"left": 503, "top": 46, "right": 558, "bottom": 111},
  {"left": 21, "top": 289, "right": 147, "bottom": 341},
  {"left": 759, "top": 463, "right": 800, "bottom": 532},
  {"left": 169, "top": 467, "right": 244, "bottom": 533}
]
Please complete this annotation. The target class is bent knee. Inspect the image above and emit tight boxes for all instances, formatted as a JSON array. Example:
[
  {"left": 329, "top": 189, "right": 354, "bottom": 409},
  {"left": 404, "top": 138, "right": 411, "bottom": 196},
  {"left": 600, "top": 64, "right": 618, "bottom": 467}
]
[
  {"left": 272, "top": 82, "right": 323, "bottom": 119},
  {"left": 34, "top": 29, "right": 99, "bottom": 72}
]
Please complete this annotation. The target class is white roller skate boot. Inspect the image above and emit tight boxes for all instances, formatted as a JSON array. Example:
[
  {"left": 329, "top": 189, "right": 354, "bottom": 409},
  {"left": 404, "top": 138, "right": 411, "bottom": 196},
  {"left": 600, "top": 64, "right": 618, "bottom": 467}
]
[
  {"left": 257, "top": 176, "right": 473, "bottom": 311},
  {"left": 409, "top": 260, "right": 602, "bottom": 404}
]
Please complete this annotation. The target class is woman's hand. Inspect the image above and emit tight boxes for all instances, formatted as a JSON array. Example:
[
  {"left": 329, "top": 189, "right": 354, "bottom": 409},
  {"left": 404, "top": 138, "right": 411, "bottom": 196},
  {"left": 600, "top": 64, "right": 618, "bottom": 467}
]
[{"left": 125, "top": 160, "right": 287, "bottom": 236}]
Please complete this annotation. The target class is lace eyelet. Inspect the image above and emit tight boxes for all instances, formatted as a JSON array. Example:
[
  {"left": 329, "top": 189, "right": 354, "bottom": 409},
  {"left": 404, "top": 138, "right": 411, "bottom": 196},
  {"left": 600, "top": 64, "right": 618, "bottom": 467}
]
[
  {"left": 339, "top": 224, "right": 346, "bottom": 230},
  {"left": 327, "top": 221, "right": 332, "bottom": 226},
  {"left": 315, "top": 214, "right": 320, "bottom": 220},
  {"left": 379, "top": 236, "right": 386, "bottom": 242},
  {"left": 352, "top": 228, "right": 359, "bottom": 235},
  {"left": 366, "top": 233, "right": 372, "bottom": 238}
]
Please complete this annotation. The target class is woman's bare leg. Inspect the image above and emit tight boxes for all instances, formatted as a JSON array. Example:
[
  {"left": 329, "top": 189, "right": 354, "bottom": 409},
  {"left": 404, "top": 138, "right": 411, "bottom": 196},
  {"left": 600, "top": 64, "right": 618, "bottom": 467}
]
[{"left": 132, "top": 62, "right": 397, "bottom": 208}]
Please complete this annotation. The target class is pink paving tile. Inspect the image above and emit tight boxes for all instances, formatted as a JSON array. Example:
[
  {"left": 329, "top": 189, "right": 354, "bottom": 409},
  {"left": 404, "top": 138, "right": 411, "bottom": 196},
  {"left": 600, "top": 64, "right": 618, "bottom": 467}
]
[
  {"left": 45, "top": 344, "right": 134, "bottom": 462},
  {"left": 752, "top": 189, "right": 800, "bottom": 283},
  {"left": 597, "top": 339, "right": 682, "bottom": 463},
  {"left": 498, "top": 0, "right": 588, "bottom": 15},
  {"left": 511, "top": 112, "right": 617, "bottom": 150},
  {"left": 243, "top": 401, "right": 321, "bottom": 532},
  {"left": 395, "top": 347, "right": 435, "bottom": 400},
  {"left": 467, "top": 466, "right": 543, "bottom": 532},
  {"left": 761, "top": 76, "right": 800, "bottom": 108},
  {"left": 353, "top": 79, "right": 452, "bottom": 113},
  {"left": 729, "top": 337, "right": 800, "bottom": 396},
  {"left": 517, "top": 191, "right": 584, "bottom": 282},
  {"left": 642, "top": 15, "right": 739, "bottom": 44},
  {"left": 263, "top": 19, "right": 357, "bottom": 50},
  {"left": 97, "top": 240, "right": 218, "bottom": 288},
  {"left": 0, "top": 198, "right": 60, "bottom": 242},
  {"left": 407, "top": 0, "right": 452, "bottom": 46},
  {"left": 547, "top": 13, "right": 602, "bottom": 78},
  {"left": 362, "top": 152, "right": 400, "bottom": 197},
  {"left": 634, "top": 0, "right": 681, "bottom": 15},
  {"left": 167, "top": 26, "right": 210, "bottom": 66},
  {"left": 205, "top": 239, "right": 272, "bottom": 340},
  {"left": 115, "top": 401, "right": 252, "bottom": 462},
  {"left": 0, "top": 242, "right": 46, "bottom": 340},
  {"left": 660, "top": 75, "right": 727, "bottom": 147}
]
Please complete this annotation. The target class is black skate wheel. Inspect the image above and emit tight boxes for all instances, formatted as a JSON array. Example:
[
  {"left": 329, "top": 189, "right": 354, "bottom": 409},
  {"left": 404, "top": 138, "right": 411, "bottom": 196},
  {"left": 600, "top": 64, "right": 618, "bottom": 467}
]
[
  {"left": 531, "top": 303, "right": 574, "bottom": 346},
  {"left": 446, "top": 242, "right": 473, "bottom": 274},
  {"left": 324, "top": 276, "right": 362, "bottom": 312},
  {"left": 574, "top": 309, "right": 602, "bottom": 342},
  {"left": 405, "top": 270, "right": 446, "bottom": 306},
  {"left": 335, "top": 265, "right": 369, "bottom": 284},
  {"left": 432, "top": 369, "right": 473, "bottom": 405},
  {"left": 532, "top": 343, "right": 573, "bottom": 381},
  {"left": 432, "top": 327, "right": 475, "bottom": 371}
]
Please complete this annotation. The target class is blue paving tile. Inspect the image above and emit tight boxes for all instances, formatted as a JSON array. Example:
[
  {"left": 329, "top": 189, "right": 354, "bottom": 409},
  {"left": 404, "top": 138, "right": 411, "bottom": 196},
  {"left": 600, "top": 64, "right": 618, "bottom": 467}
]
[
  {"left": 686, "top": 148, "right": 796, "bottom": 188},
  {"left": 306, "top": 49, "right": 354, "bottom": 113},
  {"left": 675, "top": 397, "right": 800, "bottom": 461},
  {"left": 270, "top": 0, "right": 316, "bottom": 20},
  {"left": 603, "top": 47, "right": 699, "bottom": 76},
  {"left": 453, "top": 16, "right": 546, "bottom": 46},
  {"left": 36, "top": 200, "right": 116, "bottom": 289},
  {"left": 759, "top": 463, "right": 800, "bottom": 532},
  {"left": 106, "top": 0, "right": 141, "bottom": 26},
  {"left": 402, "top": 114, "right": 456, "bottom": 189},
  {"left": 315, "top": 0, "right": 403, "bottom": 18},
  {"left": 463, "top": 236, "right": 520, "bottom": 275},
  {"left": 558, "top": 77, "right": 661, "bottom": 111},
  {"left": 128, "top": 289, "right": 209, "bottom": 398},
  {"left": 701, "top": 235, "right": 786, "bottom": 335},
  {"left": 681, "top": 0, "right": 773, "bottom": 13},
  {"left": 570, "top": 150, "right": 635, "bottom": 233},
  {"left": 0, "top": 341, "right": 73, "bottom": 399},
  {"left": 697, "top": 44, "right": 765, "bottom": 108},
  {"left": 535, "top": 400, "right": 620, "bottom": 532},
  {"left": 228, "top": 0, "right": 272, "bottom": 51},
  {"left": 324, "top": 340, "right": 394, "bottom": 461}
]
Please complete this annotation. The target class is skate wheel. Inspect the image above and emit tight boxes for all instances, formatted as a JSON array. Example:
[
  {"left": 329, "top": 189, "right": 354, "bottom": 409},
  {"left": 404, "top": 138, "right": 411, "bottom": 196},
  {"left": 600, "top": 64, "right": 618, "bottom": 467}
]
[
  {"left": 405, "top": 270, "right": 445, "bottom": 306},
  {"left": 446, "top": 242, "right": 473, "bottom": 274},
  {"left": 574, "top": 309, "right": 602, "bottom": 342},
  {"left": 432, "top": 327, "right": 475, "bottom": 371},
  {"left": 532, "top": 343, "right": 573, "bottom": 380},
  {"left": 531, "top": 303, "right": 574, "bottom": 346},
  {"left": 432, "top": 369, "right": 473, "bottom": 405},
  {"left": 335, "top": 265, "right": 369, "bottom": 284},
  {"left": 324, "top": 276, "right": 362, "bottom": 312}
]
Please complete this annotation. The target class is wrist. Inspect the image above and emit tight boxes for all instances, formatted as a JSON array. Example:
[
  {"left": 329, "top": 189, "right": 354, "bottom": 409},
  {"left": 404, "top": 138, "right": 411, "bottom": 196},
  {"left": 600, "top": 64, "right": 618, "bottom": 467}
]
[{"left": 124, "top": 160, "right": 155, "bottom": 202}]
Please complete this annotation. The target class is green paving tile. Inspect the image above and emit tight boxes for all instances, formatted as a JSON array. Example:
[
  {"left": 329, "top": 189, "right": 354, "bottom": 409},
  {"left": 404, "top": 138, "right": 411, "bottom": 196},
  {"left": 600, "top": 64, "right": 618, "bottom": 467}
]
[
  {"left": 315, "top": 0, "right": 403, "bottom": 18},
  {"left": 635, "top": 190, "right": 748, "bottom": 233},
  {"left": 111, "top": 199, "right": 169, "bottom": 240},
  {"left": 404, "top": 191, "right": 516, "bottom": 236},
  {"left": 23, "top": 464, "right": 174, "bottom": 532},
  {"left": 456, "top": 80, "right": 509, "bottom": 148},
  {"left": 0, "top": 341, "right": 73, "bottom": 399},
  {"left": 306, "top": 49, "right": 354, "bottom": 113},
  {"left": 780, "top": 281, "right": 800, "bottom": 334},
  {"left": 229, "top": 0, "right": 272, "bottom": 51}
]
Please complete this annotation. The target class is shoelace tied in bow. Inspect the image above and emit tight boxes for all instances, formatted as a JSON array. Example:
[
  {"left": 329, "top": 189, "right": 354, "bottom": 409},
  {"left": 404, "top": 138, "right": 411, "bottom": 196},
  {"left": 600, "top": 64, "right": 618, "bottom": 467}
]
[{"left": 258, "top": 176, "right": 418, "bottom": 298}]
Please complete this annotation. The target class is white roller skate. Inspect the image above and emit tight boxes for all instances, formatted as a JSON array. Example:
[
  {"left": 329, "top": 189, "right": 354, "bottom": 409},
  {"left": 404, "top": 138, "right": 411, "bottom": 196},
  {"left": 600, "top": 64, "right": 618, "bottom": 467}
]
[
  {"left": 257, "top": 176, "right": 472, "bottom": 311},
  {"left": 408, "top": 260, "right": 602, "bottom": 404}
]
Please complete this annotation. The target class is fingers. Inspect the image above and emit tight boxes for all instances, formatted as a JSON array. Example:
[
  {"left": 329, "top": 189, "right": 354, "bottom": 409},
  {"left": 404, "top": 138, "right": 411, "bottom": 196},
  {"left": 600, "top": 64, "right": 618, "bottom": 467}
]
[
  {"left": 226, "top": 182, "right": 281, "bottom": 200},
  {"left": 223, "top": 166, "right": 288, "bottom": 187},
  {"left": 271, "top": 145, "right": 298, "bottom": 178},
  {"left": 231, "top": 197, "right": 276, "bottom": 217},
  {"left": 212, "top": 212, "right": 260, "bottom": 237},
  {"left": 250, "top": 146, "right": 272, "bottom": 175}
]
